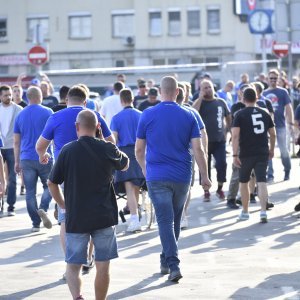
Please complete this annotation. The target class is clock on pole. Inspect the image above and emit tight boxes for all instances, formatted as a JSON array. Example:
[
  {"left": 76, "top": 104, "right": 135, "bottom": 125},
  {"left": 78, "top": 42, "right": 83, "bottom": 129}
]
[{"left": 248, "top": 9, "right": 274, "bottom": 34}]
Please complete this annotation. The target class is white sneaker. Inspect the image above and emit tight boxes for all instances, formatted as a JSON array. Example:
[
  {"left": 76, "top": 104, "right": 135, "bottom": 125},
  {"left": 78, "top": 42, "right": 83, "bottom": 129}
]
[
  {"left": 37, "top": 209, "right": 52, "bottom": 229},
  {"left": 127, "top": 220, "right": 142, "bottom": 232},
  {"left": 180, "top": 217, "right": 188, "bottom": 229}
]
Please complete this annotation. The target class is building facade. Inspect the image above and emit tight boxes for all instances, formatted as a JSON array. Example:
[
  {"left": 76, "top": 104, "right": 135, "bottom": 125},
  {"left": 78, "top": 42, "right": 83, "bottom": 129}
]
[{"left": 0, "top": 0, "right": 280, "bottom": 87}]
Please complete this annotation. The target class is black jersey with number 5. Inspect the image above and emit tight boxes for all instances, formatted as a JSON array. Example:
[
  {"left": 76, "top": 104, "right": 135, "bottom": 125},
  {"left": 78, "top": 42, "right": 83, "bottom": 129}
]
[{"left": 233, "top": 106, "right": 274, "bottom": 157}]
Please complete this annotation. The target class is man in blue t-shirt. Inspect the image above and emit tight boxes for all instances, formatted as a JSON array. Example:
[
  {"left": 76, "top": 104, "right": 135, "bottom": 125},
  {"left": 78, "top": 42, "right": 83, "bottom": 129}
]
[
  {"left": 14, "top": 86, "right": 53, "bottom": 232},
  {"left": 36, "top": 85, "right": 114, "bottom": 277},
  {"left": 263, "top": 69, "right": 294, "bottom": 181},
  {"left": 135, "top": 76, "right": 211, "bottom": 283}
]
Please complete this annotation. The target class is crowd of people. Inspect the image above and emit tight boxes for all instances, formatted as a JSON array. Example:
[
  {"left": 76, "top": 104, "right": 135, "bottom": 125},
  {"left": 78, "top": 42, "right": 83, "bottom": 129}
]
[{"left": 0, "top": 69, "right": 300, "bottom": 299}]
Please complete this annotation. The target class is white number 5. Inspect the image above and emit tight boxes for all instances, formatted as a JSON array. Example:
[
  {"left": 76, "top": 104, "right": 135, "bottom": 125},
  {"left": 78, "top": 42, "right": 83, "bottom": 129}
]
[{"left": 251, "top": 114, "right": 264, "bottom": 134}]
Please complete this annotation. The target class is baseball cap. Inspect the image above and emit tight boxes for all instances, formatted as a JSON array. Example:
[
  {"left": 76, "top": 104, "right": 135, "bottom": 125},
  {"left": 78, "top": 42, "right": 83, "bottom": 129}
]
[
  {"left": 31, "top": 78, "right": 41, "bottom": 86},
  {"left": 148, "top": 87, "right": 158, "bottom": 96},
  {"left": 138, "top": 80, "right": 146, "bottom": 88}
]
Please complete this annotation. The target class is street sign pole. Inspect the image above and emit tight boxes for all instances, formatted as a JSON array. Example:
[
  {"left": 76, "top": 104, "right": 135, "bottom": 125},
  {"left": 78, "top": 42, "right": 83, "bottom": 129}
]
[{"left": 262, "top": 33, "right": 267, "bottom": 74}]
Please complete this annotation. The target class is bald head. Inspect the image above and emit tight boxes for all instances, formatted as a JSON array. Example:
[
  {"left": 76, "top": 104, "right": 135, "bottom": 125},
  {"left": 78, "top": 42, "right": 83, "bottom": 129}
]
[
  {"left": 27, "top": 86, "right": 42, "bottom": 104},
  {"left": 160, "top": 76, "right": 178, "bottom": 101},
  {"left": 76, "top": 109, "right": 98, "bottom": 133}
]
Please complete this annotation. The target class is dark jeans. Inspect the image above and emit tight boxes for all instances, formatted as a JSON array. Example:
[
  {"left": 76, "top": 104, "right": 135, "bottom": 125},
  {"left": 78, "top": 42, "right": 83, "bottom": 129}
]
[
  {"left": 147, "top": 181, "right": 190, "bottom": 272},
  {"left": 1, "top": 148, "right": 16, "bottom": 211},
  {"left": 200, "top": 141, "right": 227, "bottom": 184},
  {"left": 21, "top": 160, "right": 53, "bottom": 227}
]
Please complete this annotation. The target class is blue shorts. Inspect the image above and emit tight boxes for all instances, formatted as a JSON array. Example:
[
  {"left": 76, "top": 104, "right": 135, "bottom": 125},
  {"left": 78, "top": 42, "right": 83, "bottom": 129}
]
[{"left": 65, "top": 226, "right": 118, "bottom": 264}]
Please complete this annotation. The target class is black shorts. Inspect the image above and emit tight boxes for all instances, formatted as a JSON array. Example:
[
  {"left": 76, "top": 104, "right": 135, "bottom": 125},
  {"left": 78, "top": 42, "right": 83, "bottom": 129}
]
[{"left": 239, "top": 156, "right": 268, "bottom": 183}]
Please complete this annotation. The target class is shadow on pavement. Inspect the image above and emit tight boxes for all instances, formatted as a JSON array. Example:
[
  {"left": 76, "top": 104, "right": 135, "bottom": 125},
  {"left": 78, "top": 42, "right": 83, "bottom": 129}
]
[
  {"left": 0, "top": 279, "right": 64, "bottom": 300},
  {"left": 229, "top": 271, "right": 300, "bottom": 299},
  {"left": 108, "top": 273, "right": 172, "bottom": 300}
]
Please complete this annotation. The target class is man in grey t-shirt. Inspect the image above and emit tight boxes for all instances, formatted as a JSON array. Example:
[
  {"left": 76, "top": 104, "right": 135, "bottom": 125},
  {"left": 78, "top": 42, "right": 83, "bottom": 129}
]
[{"left": 193, "top": 79, "right": 231, "bottom": 202}]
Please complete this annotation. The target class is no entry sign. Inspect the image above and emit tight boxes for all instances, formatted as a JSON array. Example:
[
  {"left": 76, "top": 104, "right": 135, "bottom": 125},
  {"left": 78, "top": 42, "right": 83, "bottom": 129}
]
[
  {"left": 272, "top": 42, "right": 289, "bottom": 58},
  {"left": 28, "top": 45, "right": 48, "bottom": 66},
  {"left": 247, "top": 0, "right": 256, "bottom": 10}
]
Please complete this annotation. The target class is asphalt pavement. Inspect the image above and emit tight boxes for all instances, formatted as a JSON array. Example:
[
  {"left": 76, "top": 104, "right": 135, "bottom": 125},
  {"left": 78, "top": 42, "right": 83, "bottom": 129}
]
[{"left": 0, "top": 154, "right": 299, "bottom": 300}]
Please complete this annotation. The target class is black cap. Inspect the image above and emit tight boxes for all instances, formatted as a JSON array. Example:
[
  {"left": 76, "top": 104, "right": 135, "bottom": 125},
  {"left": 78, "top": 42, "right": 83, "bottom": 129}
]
[{"left": 148, "top": 87, "right": 158, "bottom": 96}]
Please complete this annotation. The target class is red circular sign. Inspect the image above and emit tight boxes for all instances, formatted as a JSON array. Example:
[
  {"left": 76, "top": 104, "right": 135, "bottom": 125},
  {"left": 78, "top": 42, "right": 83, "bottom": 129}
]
[
  {"left": 247, "top": 0, "right": 256, "bottom": 10},
  {"left": 272, "top": 42, "right": 289, "bottom": 58},
  {"left": 28, "top": 46, "right": 48, "bottom": 66}
]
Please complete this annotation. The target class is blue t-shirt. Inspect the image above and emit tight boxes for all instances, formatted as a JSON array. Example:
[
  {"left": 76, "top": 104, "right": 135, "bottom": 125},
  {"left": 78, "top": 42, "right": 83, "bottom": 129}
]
[
  {"left": 183, "top": 104, "right": 205, "bottom": 130},
  {"left": 86, "top": 98, "right": 96, "bottom": 110},
  {"left": 14, "top": 104, "right": 53, "bottom": 161},
  {"left": 263, "top": 87, "right": 291, "bottom": 128},
  {"left": 110, "top": 107, "right": 142, "bottom": 147},
  {"left": 41, "top": 106, "right": 111, "bottom": 159},
  {"left": 136, "top": 101, "right": 200, "bottom": 183}
]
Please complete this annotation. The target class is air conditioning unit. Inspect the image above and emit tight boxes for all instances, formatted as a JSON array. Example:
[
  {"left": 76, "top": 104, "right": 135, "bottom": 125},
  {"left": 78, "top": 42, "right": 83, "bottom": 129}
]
[{"left": 123, "top": 36, "right": 135, "bottom": 46}]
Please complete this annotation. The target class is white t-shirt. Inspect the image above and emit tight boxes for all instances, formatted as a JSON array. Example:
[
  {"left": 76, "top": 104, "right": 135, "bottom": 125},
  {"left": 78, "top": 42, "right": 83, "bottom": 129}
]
[
  {"left": 100, "top": 94, "right": 123, "bottom": 128},
  {"left": 0, "top": 104, "right": 14, "bottom": 137}
]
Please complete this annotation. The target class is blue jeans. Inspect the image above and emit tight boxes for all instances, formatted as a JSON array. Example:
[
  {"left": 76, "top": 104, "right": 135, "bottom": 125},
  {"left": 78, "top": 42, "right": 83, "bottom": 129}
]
[
  {"left": 268, "top": 127, "right": 291, "bottom": 178},
  {"left": 147, "top": 181, "right": 190, "bottom": 272},
  {"left": 1, "top": 148, "right": 16, "bottom": 211},
  {"left": 66, "top": 226, "right": 118, "bottom": 264},
  {"left": 21, "top": 160, "right": 53, "bottom": 227}
]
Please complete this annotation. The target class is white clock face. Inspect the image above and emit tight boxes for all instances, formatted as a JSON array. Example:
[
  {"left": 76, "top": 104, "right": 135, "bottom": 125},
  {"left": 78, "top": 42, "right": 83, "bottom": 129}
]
[{"left": 249, "top": 11, "right": 269, "bottom": 32}]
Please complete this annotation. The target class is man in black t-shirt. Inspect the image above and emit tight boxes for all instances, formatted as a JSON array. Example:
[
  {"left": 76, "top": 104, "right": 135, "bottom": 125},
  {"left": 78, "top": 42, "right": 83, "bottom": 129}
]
[
  {"left": 48, "top": 110, "right": 128, "bottom": 300},
  {"left": 232, "top": 87, "right": 275, "bottom": 223}
]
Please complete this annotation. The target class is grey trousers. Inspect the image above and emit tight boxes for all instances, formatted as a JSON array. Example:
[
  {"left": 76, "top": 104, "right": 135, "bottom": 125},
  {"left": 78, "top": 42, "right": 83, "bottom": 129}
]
[{"left": 227, "top": 164, "right": 240, "bottom": 200}]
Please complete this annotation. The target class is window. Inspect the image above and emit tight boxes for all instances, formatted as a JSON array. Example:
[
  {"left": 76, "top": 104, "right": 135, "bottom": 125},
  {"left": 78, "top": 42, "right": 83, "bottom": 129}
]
[
  {"left": 149, "top": 11, "right": 162, "bottom": 36},
  {"left": 115, "top": 60, "right": 125, "bottom": 67},
  {"left": 168, "top": 10, "right": 181, "bottom": 36},
  {"left": 112, "top": 10, "right": 134, "bottom": 38},
  {"left": 205, "top": 57, "right": 220, "bottom": 70},
  {"left": 27, "top": 16, "right": 49, "bottom": 42},
  {"left": 187, "top": 9, "right": 200, "bottom": 35},
  {"left": 191, "top": 57, "right": 205, "bottom": 64},
  {"left": 168, "top": 58, "right": 180, "bottom": 65},
  {"left": 0, "top": 66, "right": 8, "bottom": 74},
  {"left": 207, "top": 7, "right": 220, "bottom": 33},
  {"left": 0, "top": 18, "right": 7, "bottom": 40},
  {"left": 69, "top": 13, "right": 92, "bottom": 39},
  {"left": 153, "top": 58, "right": 166, "bottom": 65}
]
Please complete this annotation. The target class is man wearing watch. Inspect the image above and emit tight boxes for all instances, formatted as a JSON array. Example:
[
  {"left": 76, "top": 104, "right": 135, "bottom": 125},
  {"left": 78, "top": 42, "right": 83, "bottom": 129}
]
[{"left": 232, "top": 87, "right": 276, "bottom": 223}]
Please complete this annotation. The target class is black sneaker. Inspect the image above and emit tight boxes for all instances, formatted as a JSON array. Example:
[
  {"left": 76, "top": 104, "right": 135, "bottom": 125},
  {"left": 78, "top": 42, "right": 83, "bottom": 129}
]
[
  {"left": 250, "top": 193, "right": 257, "bottom": 204},
  {"left": 266, "top": 202, "right": 274, "bottom": 210},
  {"left": 20, "top": 185, "right": 25, "bottom": 195},
  {"left": 82, "top": 256, "right": 95, "bottom": 274},
  {"left": 236, "top": 198, "right": 242, "bottom": 205},
  {"left": 294, "top": 202, "right": 300, "bottom": 212},
  {"left": 168, "top": 269, "right": 182, "bottom": 282},
  {"left": 284, "top": 172, "right": 290, "bottom": 181},
  {"left": 227, "top": 199, "right": 239, "bottom": 209}
]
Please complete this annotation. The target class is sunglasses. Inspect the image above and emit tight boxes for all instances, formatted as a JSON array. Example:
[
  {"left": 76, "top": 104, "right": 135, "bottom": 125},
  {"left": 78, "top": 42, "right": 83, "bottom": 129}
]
[{"left": 269, "top": 77, "right": 278, "bottom": 80}]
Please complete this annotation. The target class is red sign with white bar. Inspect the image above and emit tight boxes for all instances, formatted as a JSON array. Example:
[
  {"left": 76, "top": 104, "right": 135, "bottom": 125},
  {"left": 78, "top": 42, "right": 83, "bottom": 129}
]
[
  {"left": 272, "top": 42, "right": 289, "bottom": 58},
  {"left": 28, "top": 45, "right": 48, "bottom": 66},
  {"left": 247, "top": 0, "right": 256, "bottom": 10}
]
